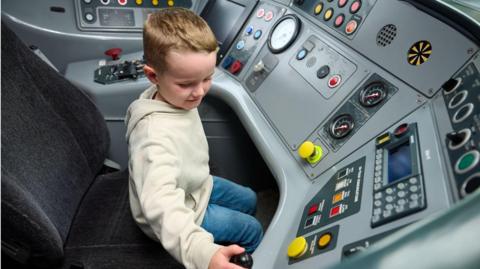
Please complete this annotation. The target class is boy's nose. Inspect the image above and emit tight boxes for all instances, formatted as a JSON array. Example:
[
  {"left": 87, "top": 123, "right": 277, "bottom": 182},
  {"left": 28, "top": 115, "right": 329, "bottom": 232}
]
[{"left": 192, "top": 86, "right": 204, "bottom": 97}]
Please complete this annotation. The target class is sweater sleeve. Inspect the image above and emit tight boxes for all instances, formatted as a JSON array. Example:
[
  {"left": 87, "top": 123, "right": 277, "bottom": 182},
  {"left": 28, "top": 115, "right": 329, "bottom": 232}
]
[{"left": 131, "top": 133, "right": 221, "bottom": 269}]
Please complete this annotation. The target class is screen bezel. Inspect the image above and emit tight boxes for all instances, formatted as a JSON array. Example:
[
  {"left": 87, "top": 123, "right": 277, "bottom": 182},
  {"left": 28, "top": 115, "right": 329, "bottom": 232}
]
[
  {"left": 380, "top": 128, "right": 421, "bottom": 187},
  {"left": 200, "top": 0, "right": 258, "bottom": 64}
]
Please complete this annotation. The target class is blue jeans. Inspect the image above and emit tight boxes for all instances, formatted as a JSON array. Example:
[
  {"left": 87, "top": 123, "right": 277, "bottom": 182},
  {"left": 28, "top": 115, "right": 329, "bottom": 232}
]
[{"left": 201, "top": 176, "right": 263, "bottom": 253}]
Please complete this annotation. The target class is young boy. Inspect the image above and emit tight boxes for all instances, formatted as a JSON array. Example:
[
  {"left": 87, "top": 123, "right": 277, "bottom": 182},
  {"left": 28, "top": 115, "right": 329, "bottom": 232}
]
[{"left": 125, "top": 8, "right": 263, "bottom": 269}]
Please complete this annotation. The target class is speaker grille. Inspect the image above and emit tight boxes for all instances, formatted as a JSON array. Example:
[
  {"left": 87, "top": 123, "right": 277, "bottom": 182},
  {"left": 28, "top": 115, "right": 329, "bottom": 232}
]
[{"left": 376, "top": 24, "right": 397, "bottom": 47}]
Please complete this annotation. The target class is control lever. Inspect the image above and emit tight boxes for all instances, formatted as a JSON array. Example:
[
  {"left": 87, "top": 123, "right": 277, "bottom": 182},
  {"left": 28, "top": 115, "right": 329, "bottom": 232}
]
[
  {"left": 230, "top": 252, "right": 253, "bottom": 269},
  {"left": 447, "top": 131, "right": 465, "bottom": 146}
]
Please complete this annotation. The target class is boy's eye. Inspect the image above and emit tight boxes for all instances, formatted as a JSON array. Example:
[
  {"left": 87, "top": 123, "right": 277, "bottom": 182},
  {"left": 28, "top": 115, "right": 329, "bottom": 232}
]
[{"left": 178, "top": 83, "right": 191, "bottom": 88}]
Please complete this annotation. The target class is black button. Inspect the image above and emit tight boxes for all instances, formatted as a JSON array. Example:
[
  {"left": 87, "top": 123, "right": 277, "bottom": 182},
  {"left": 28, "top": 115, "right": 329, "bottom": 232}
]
[{"left": 317, "top": 65, "right": 330, "bottom": 79}]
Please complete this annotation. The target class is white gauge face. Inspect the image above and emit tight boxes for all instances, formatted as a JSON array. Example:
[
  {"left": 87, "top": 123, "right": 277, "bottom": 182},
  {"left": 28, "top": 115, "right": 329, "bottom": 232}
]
[{"left": 269, "top": 18, "right": 297, "bottom": 51}]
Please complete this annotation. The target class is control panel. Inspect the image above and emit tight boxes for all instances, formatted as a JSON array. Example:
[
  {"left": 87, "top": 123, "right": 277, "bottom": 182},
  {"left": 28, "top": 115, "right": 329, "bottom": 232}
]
[
  {"left": 292, "top": 0, "right": 376, "bottom": 38},
  {"left": 441, "top": 58, "right": 480, "bottom": 199},
  {"left": 74, "top": 0, "right": 193, "bottom": 32},
  {"left": 288, "top": 157, "right": 364, "bottom": 263},
  {"left": 220, "top": 2, "right": 285, "bottom": 78},
  {"left": 370, "top": 123, "right": 426, "bottom": 227},
  {"left": 94, "top": 58, "right": 145, "bottom": 84}
]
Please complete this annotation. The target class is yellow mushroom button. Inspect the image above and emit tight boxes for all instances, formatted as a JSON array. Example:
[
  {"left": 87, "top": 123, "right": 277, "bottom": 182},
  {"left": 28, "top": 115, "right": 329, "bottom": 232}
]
[
  {"left": 152, "top": 0, "right": 159, "bottom": 6},
  {"left": 318, "top": 232, "right": 332, "bottom": 249},
  {"left": 298, "top": 141, "right": 323, "bottom": 164},
  {"left": 314, "top": 3, "right": 323, "bottom": 15},
  {"left": 135, "top": 0, "right": 143, "bottom": 5},
  {"left": 167, "top": 0, "right": 174, "bottom": 6},
  {"left": 287, "top": 236, "right": 308, "bottom": 258}
]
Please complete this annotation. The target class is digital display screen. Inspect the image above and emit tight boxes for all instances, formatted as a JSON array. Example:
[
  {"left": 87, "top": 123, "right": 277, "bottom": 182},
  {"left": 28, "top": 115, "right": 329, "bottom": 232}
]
[
  {"left": 99, "top": 8, "right": 135, "bottom": 27},
  {"left": 387, "top": 142, "right": 412, "bottom": 183},
  {"left": 201, "top": 0, "right": 244, "bottom": 46}
]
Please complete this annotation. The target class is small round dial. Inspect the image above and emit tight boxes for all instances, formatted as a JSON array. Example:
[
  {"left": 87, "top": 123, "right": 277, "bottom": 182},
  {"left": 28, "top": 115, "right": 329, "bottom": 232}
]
[
  {"left": 268, "top": 14, "right": 301, "bottom": 54},
  {"left": 329, "top": 114, "right": 355, "bottom": 139},
  {"left": 359, "top": 82, "right": 387, "bottom": 107}
]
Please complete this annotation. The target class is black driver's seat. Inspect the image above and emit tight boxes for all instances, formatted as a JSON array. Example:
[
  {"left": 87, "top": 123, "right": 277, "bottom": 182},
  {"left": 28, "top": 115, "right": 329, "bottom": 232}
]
[{"left": 1, "top": 23, "right": 183, "bottom": 269}]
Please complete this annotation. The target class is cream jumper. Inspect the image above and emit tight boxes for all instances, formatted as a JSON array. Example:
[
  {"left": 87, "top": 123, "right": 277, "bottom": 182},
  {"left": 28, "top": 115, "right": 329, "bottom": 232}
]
[{"left": 125, "top": 85, "right": 221, "bottom": 269}]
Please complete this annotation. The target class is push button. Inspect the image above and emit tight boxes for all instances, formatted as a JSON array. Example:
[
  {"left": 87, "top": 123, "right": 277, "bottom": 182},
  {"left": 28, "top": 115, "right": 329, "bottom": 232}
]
[
  {"left": 254, "top": 30, "right": 263, "bottom": 40},
  {"left": 328, "top": 75, "right": 342, "bottom": 88},
  {"left": 318, "top": 233, "right": 332, "bottom": 249},
  {"left": 455, "top": 150, "right": 479, "bottom": 174},
  {"left": 314, "top": 3, "right": 324, "bottom": 15},
  {"left": 350, "top": 0, "right": 362, "bottom": 14},
  {"left": 334, "top": 14, "right": 345, "bottom": 27},
  {"left": 324, "top": 8, "right": 334, "bottom": 21},
  {"left": 256, "top": 8, "right": 265, "bottom": 18},
  {"left": 317, "top": 65, "right": 330, "bottom": 79},
  {"left": 287, "top": 237, "right": 308, "bottom": 258},
  {"left": 245, "top": 26, "right": 254, "bottom": 35},
  {"left": 222, "top": 56, "right": 234, "bottom": 69},
  {"left": 338, "top": 0, "right": 348, "bottom": 7},
  {"left": 345, "top": 20, "right": 358, "bottom": 35},
  {"left": 298, "top": 141, "right": 323, "bottom": 164},
  {"left": 229, "top": 60, "right": 243, "bottom": 75},
  {"left": 296, "top": 48, "right": 308, "bottom": 60}
]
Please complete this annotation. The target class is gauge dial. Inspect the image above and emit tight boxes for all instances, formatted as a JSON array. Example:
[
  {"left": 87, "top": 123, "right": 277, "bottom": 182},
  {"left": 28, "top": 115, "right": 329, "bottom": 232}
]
[
  {"left": 329, "top": 114, "right": 355, "bottom": 139},
  {"left": 359, "top": 82, "right": 388, "bottom": 107},
  {"left": 268, "top": 14, "right": 301, "bottom": 54}
]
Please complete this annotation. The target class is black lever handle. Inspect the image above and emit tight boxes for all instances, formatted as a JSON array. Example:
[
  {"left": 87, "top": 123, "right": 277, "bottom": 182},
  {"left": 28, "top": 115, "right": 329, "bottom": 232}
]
[{"left": 230, "top": 252, "right": 253, "bottom": 269}]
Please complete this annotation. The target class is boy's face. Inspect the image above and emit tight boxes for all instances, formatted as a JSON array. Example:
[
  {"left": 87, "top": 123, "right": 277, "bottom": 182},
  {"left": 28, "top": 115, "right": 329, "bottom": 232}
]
[{"left": 145, "top": 50, "right": 217, "bottom": 110}]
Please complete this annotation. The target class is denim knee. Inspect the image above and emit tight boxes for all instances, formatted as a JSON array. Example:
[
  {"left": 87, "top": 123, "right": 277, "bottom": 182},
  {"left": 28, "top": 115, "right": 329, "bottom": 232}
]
[
  {"left": 243, "top": 187, "right": 257, "bottom": 216},
  {"left": 244, "top": 217, "right": 263, "bottom": 253}
]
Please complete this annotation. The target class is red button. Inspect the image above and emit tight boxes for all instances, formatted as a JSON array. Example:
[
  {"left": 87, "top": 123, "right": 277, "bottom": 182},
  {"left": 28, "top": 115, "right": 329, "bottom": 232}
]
[
  {"left": 338, "top": 0, "right": 348, "bottom": 8},
  {"left": 256, "top": 8, "right": 265, "bottom": 18},
  {"left": 118, "top": 0, "right": 127, "bottom": 5},
  {"left": 229, "top": 60, "right": 243, "bottom": 75},
  {"left": 334, "top": 14, "right": 345, "bottom": 27},
  {"left": 308, "top": 204, "right": 319, "bottom": 215},
  {"left": 329, "top": 205, "right": 341, "bottom": 217},
  {"left": 394, "top": 123, "right": 409, "bottom": 137},
  {"left": 264, "top": 11, "right": 274, "bottom": 21},
  {"left": 350, "top": 0, "right": 362, "bottom": 14},
  {"left": 345, "top": 20, "right": 358, "bottom": 35},
  {"left": 328, "top": 75, "right": 342, "bottom": 88}
]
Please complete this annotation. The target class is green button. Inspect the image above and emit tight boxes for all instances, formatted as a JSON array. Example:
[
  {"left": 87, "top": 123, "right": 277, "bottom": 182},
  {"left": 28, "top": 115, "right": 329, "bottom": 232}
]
[{"left": 458, "top": 153, "right": 476, "bottom": 170}]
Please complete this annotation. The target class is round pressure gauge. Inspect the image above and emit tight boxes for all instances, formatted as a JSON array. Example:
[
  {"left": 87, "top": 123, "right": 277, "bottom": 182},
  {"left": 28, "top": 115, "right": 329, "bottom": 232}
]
[
  {"left": 329, "top": 114, "right": 355, "bottom": 139},
  {"left": 359, "top": 82, "right": 388, "bottom": 107},
  {"left": 267, "top": 14, "right": 302, "bottom": 54}
]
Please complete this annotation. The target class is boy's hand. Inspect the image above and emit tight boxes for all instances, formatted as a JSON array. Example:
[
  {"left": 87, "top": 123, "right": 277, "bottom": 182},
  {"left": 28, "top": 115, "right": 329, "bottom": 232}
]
[{"left": 208, "top": 245, "right": 247, "bottom": 269}]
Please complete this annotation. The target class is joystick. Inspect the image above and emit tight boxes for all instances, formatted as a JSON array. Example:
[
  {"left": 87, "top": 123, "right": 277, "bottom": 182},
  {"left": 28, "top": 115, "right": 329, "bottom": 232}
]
[{"left": 230, "top": 252, "right": 253, "bottom": 268}]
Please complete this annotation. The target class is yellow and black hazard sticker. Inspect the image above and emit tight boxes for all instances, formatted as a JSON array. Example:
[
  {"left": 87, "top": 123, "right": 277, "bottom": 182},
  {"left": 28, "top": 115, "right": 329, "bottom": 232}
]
[{"left": 408, "top": 40, "right": 432, "bottom": 66}]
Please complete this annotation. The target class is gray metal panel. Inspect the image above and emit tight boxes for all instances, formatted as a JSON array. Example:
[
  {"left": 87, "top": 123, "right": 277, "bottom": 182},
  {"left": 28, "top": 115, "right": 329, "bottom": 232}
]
[
  {"left": 351, "top": 0, "right": 478, "bottom": 96},
  {"left": 250, "top": 26, "right": 370, "bottom": 151}
]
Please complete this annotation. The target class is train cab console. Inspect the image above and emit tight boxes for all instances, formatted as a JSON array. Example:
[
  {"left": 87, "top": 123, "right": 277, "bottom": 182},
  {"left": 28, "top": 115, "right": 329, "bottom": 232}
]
[{"left": 3, "top": 0, "right": 479, "bottom": 268}]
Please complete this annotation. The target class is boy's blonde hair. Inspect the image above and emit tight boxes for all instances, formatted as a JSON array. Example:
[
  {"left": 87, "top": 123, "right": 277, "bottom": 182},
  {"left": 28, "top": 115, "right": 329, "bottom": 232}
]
[{"left": 143, "top": 8, "right": 218, "bottom": 73}]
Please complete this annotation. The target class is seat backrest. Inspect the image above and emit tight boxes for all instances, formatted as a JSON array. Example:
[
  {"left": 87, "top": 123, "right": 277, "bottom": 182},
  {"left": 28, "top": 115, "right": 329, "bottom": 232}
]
[{"left": 1, "top": 23, "right": 110, "bottom": 267}]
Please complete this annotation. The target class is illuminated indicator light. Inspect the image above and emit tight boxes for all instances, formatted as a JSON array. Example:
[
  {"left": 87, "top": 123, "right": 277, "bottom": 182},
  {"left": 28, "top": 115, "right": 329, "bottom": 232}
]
[
  {"left": 308, "top": 204, "right": 319, "bottom": 215},
  {"left": 458, "top": 152, "right": 477, "bottom": 171},
  {"left": 350, "top": 0, "right": 362, "bottom": 14},
  {"left": 135, "top": 0, "right": 143, "bottom": 5},
  {"left": 265, "top": 11, "right": 274, "bottom": 21},
  {"left": 335, "top": 179, "right": 348, "bottom": 191},
  {"left": 314, "top": 3, "right": 323, "bottom": 15},
  {"left": 324, "top": 8, "right": 334, "bottom": 21},
  {"left": 152, "top": 0, "right": 159, "bottom": 6},
  {"left": 345, "top": 20, "right": 358, "bottom": 34},
  {"left": 338, "top": 0, "right": 348, "bottom": 7},
  {"left": 334, "top": 14, "right": 345, "bottom": 27},
  {"left": 167, "top": 0, "right": 174, "bottom": 6},
  {"left": 376, "top": 132, "right": 391, "bottom": 145},
  {"left": 328, "top": 75, "right": 342, "bottom": 88},
  {"left": 118, "top": 0, "right": 127, "bottom": 5},
  {"left": 318, "top": 233, "right": 332, "bottom": 249},
  {"left": 256, "top": 8, "right": 265, "bottom": 18},
  {"left": 329, "top": 204, "right": 344, "bottom": 217},
  {"left": 332, "top": 192, "right": 344, "bottom": 204},
  {"left": 394, "top": 123, "right": 409, "bottom": 137},
  {"left": 287, "top": 237, "right": 308, "bottom": 258}
]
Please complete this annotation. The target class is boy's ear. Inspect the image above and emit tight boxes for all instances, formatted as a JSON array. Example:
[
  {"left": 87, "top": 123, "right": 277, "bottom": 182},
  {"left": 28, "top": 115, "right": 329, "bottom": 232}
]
[{"left": 143, "top": 64, "right": 159, "bottom": 84}]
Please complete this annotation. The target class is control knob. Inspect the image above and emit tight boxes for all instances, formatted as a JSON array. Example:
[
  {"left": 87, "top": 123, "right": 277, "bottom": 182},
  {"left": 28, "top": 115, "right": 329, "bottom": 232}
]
[{"left": 230, "top": 252, "right": 253, "bottom": 268}]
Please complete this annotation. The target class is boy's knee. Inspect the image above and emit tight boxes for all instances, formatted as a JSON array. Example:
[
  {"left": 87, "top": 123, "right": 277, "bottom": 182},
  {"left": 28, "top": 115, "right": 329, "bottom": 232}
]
[{"left": 244, "top": 187, "right": 257, "bottom": 215}]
